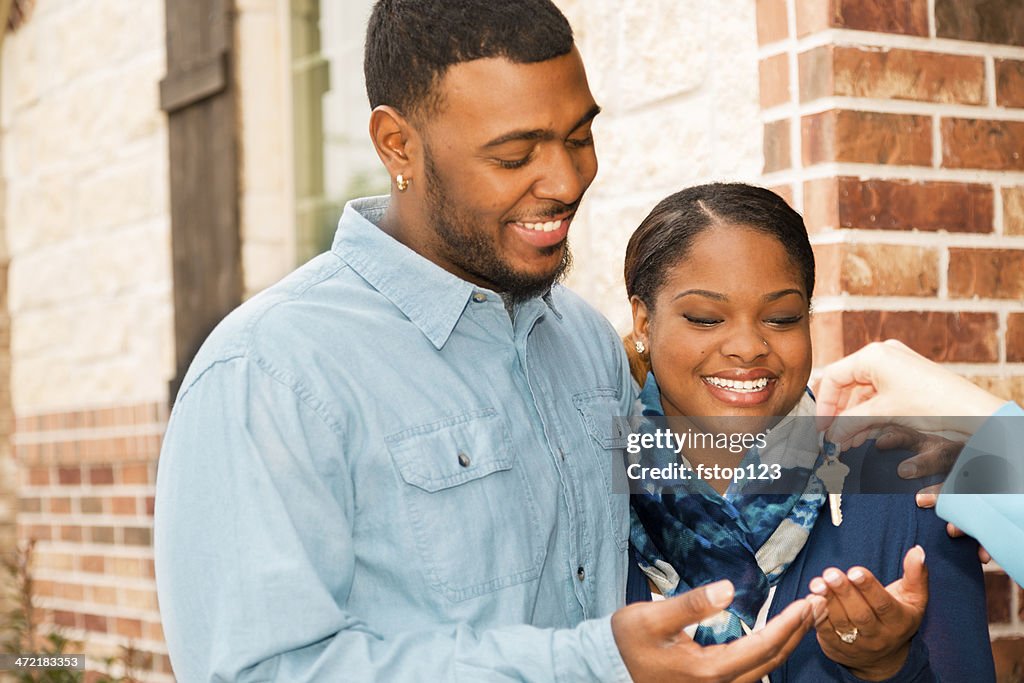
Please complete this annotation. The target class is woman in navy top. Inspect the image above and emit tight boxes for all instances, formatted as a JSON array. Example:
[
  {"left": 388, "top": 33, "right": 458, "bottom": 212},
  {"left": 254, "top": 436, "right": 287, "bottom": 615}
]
[{"left": 621, "top": 183, "right": 994, "bottom": 682}]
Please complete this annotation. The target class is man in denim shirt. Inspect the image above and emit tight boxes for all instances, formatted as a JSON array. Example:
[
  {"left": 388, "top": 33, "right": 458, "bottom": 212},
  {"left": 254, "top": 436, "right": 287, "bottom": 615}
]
[{"left": 154, "top": 2, "right": 815, "bottom": 680}]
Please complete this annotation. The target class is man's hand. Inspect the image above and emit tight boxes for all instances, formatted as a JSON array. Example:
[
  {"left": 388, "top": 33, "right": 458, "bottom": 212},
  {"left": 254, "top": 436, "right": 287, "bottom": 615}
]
[
  {"left": 611, "top": 579, "right": 815, "bottom": 683},
  {"left": 807, "top": 546, "right": 928, "bottom": 681}
]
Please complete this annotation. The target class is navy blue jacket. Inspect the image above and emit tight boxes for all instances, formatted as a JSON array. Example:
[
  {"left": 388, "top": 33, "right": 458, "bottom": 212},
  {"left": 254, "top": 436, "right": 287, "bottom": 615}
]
[{"left": 769, "top": 493, "right": 993, "bottom": 682}]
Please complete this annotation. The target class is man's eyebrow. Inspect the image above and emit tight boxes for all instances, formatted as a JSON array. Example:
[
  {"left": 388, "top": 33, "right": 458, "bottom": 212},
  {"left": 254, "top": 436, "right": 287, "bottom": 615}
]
[
  {"left": 572, "top": 104, "right": 602, "bottom": 133},
  {"left": 482, "top": 104, "right": 602, "bottom": 149}
]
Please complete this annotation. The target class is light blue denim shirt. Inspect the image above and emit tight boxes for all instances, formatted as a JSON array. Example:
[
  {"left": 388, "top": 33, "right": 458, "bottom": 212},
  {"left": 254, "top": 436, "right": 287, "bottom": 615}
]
[
  {"left": 937, "top": 401, "right": 1024, "bottom": 587},
  {"left": 155, "top": 196, "right": 636, "bottom": 682}
]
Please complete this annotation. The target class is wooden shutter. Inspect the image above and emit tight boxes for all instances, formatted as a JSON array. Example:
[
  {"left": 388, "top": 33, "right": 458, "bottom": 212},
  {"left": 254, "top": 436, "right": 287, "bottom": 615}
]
[{"left": 160, "top": 0, "right": 242, "bottom": 401}]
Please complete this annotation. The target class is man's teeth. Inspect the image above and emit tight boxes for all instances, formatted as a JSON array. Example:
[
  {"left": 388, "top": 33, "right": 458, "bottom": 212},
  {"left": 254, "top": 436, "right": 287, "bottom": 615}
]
[
  {"left": 519, "top": 219, "right": 563, "bottom": 232},
  {"left": 705, "top": 377, "right": 770, "bottom": 392}
]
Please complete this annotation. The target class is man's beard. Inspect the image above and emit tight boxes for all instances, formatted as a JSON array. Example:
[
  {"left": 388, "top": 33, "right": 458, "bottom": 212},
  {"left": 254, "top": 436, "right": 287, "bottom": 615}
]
[{"left": 422, "top": 152, "right": 573, "bottom": 307}]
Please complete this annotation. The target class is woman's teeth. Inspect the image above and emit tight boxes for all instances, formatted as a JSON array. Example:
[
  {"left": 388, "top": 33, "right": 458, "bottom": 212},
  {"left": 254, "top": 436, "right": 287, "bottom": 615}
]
[
  {"left": 519, "top": 219, "right": 563, "bottom": 232},
  {"left": 705, "top": 377, "right": 770, "bottom": 392}
]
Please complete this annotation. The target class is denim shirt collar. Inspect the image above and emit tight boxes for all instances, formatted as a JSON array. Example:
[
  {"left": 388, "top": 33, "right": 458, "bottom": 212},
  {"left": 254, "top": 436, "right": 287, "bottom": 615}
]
[
  {"left": 331, "top": 196, "right": 478, "bottom": 350},
  {"left": 332, "top": 196, "right": 561, "bottom": 349}
]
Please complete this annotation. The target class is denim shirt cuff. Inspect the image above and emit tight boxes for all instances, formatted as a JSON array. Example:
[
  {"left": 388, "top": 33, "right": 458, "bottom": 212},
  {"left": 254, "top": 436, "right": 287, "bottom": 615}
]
[{"left": 554, "top": 614, "right": 633, "bottom": 683}]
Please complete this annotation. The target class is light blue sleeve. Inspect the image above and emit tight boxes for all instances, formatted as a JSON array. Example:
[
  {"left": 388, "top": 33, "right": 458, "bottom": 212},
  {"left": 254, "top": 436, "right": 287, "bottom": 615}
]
[
  {"left": 154, "top": 357, "right": 632, "bottom": 683},
  {"left": 936, "top": 401, "right": 1024, "bottom": 586}
]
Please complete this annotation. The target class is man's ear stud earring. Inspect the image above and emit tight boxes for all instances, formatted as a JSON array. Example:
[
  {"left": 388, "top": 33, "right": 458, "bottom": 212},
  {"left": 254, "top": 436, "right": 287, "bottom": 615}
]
[{"left": 396, "top": 174, "right": 410, "bottom": 192}]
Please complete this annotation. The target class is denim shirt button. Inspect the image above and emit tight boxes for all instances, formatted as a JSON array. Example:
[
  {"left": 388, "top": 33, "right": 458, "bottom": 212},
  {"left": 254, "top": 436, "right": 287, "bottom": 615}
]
[
  {"left": 457, "top": 451, "right": 471, "bottom": 467},
  {"left": 471, "top": 292, "right": 488, "bottom": 303},
  {"left": 576, "top": 566, "right": 585, "bottom": 581}
]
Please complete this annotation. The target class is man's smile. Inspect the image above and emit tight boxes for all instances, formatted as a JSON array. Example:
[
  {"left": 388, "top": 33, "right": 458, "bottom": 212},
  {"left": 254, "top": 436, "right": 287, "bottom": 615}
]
[{"left": 508, "top": 213, "right": 574, "bottom": 248}]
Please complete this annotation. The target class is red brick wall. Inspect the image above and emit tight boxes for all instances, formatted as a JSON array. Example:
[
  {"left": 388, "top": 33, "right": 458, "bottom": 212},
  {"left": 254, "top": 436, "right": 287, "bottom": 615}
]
[
  {"left": 13, "top": 404, "right": 172, "bottom": 680},
  {"left": 757, "top": 0, "right": 1024, "bottom": 677}
]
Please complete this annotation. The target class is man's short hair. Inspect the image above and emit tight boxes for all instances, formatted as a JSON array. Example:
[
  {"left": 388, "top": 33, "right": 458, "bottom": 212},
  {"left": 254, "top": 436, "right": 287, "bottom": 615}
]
[{"left": 364, "top": 0, "right": 574, "bottom": 121}]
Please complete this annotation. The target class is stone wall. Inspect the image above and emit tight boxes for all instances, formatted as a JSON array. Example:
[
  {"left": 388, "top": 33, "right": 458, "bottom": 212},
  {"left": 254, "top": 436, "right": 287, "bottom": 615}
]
[
  {"left": 2, "top": 2, "right": 173, "bottom": 411},
  {"left": 1, "top": 1, "right": 172, "bottom": 679}
]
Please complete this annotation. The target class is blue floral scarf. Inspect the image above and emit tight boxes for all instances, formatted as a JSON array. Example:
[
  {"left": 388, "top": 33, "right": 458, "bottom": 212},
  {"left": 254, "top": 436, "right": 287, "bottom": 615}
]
[{"left": 629, "top": 372, "right": 826, "bottom": 644}]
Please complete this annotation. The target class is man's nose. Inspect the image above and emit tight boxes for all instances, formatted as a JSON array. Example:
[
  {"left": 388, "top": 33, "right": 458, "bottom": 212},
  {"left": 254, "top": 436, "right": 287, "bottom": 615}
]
[{"left": 532, "top": 146, "right": 594, "bottom": 205}]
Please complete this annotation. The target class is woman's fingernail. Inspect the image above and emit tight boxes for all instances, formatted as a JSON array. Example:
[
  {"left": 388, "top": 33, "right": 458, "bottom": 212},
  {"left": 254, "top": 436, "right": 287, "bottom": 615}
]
[
  {"left": 849, "top": 568, "right": 866, "bottom": 584},
  {"left": 898, "top": 462, "right": 917, "bottom": 478},
  {"left": 824, "top": 569, "right": 843, "bottom": 587},
  {"left": 810, "top": 578, "right": 827, "bottom": 595},
  {"left": 915, "top": 545, "right": 926, "bottom": 564},
  {"left": 808, "top": 598, "right": 825, "bottom": 621}
]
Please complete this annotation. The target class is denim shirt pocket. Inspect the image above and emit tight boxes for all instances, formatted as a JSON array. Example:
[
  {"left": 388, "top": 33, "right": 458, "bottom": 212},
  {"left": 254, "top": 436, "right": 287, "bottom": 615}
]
[
  {"left": 573, "top": 389, "right": 631, "bottom": 551},
  {"left": 386, "top": 408, "right": 545, "bottom": 603}
]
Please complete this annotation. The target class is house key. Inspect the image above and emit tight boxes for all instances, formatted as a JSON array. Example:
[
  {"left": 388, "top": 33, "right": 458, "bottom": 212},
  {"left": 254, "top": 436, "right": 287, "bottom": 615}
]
[{"left": 816, "top": 439, "right": 849, "bottom": 526}]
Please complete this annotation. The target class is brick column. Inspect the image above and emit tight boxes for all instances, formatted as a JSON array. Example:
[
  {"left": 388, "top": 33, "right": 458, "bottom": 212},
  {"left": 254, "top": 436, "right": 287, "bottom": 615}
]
[
  {"left": 759, "top": 0, "right": 1024, "bottom": 377},
  {"left": 757, "top": 0, "right": 1024, "bottom": 674}
]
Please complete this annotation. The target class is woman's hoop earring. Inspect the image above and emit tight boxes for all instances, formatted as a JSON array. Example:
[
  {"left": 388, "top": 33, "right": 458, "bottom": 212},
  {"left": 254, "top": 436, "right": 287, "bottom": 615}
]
[{"left": 396, "top": 174, "right": 410, "bottom": 192}]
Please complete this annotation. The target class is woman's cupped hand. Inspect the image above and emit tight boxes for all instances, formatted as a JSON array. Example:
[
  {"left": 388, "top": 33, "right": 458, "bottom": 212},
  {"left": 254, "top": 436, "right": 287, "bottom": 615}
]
[{"left": 805, "top": 545, "right": 928, "bottom": 681}]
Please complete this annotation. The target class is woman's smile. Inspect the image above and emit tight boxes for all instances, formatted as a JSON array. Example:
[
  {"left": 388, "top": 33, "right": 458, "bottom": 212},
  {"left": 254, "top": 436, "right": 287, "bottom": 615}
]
[{"left": 702, "top": 370, "right": 779, "bottom": 406}]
